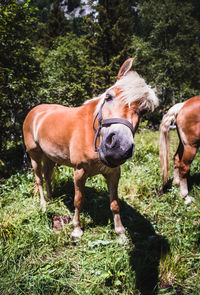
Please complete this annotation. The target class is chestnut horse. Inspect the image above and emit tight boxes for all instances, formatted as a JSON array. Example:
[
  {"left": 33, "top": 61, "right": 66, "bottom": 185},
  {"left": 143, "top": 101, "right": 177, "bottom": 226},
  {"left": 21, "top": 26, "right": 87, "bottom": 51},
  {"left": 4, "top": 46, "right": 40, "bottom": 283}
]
[
  {"left": 23, "top": 58, "right": 158, "bottom": 240},
  {"left": 159, "top": 95, "right": 200, "bottom": 204}
]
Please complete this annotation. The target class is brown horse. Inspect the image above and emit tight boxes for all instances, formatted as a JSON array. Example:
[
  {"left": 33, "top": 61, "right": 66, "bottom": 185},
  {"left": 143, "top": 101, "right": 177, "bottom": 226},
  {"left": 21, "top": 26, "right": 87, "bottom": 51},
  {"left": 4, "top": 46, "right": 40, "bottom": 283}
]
[
  {"left": 159, "top": 95, "right": 200, "bottom": 204},
  {"left": 23, "top": 58, "right": 158, "bottom": 240}
]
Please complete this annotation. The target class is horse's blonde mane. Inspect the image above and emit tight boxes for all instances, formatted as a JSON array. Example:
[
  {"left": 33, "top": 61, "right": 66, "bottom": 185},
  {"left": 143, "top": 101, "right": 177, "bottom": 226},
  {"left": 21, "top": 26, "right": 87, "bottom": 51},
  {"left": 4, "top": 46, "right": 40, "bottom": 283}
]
[
  {"left": 115, "top": 71, "right": 159, "bottom": 111},
  {"left": 92, "top": 71, "right": 159, "bottom": 114}
]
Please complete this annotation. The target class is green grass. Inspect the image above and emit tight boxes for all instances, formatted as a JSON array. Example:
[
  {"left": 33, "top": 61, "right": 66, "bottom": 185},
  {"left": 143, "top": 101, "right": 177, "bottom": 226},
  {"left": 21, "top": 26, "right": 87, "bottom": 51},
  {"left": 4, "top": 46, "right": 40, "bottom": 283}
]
[{"left": 0, "top": 130, "right": 199, "bottom": 294}]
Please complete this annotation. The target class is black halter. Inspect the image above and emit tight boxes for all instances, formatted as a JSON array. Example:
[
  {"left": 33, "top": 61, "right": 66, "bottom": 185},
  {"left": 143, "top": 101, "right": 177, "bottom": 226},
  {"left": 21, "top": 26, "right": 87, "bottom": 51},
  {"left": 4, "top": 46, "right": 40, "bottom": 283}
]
[{"left": 93, "top": 99, "right": 135, "bottom": 152}]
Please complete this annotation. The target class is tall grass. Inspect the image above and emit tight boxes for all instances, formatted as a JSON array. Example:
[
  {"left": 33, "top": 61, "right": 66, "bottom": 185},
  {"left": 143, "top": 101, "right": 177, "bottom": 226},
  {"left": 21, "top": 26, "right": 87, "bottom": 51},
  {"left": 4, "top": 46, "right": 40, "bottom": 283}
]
[{"left": 0, "top": 130, "right": 199, "bottom": 294}]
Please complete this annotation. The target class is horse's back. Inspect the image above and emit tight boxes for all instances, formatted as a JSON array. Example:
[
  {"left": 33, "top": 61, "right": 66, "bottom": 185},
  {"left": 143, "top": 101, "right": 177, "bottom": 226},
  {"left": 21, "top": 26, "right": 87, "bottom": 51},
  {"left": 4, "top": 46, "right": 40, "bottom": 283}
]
[
  {"left": 23, "top": 103, "right": 98, "bottom": 166},
  {"left": 177, "top": 95, "right": 200, "bottom": 145},
  {"left": 23, "top": 104, "right": 66, "bottom": 128}
]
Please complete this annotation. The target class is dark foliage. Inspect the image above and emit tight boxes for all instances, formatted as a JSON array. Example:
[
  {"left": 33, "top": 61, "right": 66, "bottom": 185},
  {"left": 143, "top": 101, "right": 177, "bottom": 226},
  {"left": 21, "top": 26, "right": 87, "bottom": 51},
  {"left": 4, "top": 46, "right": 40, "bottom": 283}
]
[{"left": 0, "top": 0, "right": 200, "bottom": 170}]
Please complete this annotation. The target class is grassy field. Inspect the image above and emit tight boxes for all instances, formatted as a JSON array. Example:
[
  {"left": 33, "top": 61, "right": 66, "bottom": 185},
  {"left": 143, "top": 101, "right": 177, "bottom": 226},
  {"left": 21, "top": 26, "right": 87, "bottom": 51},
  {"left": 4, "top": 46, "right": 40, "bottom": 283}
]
[{"left": 0, "top": 130, "right": 199, "bottom": 295}]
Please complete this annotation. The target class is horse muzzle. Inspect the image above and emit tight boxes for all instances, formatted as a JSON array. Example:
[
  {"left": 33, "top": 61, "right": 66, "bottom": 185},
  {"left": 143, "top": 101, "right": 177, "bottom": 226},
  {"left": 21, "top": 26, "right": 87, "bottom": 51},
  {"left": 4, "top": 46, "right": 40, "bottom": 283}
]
[
  {"left": 98, "top": 125, "right": 135, "bottom": 168},
  {"left": 92, "top": 98, "right": 135, "bottom": 167}
]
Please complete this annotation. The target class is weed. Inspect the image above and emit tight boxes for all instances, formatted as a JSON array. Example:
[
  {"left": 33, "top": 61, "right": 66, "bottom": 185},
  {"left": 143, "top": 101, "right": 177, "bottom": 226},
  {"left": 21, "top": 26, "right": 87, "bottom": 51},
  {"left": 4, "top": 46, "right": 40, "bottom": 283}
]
[{"left": 0, "top": 130, "right": 199, "bottom": 294}]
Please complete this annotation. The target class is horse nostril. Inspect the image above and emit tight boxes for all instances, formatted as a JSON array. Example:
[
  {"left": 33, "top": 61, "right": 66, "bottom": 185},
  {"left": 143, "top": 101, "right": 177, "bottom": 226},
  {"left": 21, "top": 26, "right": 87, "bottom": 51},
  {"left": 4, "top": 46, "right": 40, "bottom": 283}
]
[{"left": 105, "top": 133, "right": 116, "bottom": 147}]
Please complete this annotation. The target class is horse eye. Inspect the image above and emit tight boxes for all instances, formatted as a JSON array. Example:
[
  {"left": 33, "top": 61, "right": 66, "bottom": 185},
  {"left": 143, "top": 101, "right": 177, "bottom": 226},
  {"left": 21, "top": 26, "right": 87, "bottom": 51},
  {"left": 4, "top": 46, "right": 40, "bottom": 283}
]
[{"left": 105, "top": 93, "right": 113, "bottom": 101}]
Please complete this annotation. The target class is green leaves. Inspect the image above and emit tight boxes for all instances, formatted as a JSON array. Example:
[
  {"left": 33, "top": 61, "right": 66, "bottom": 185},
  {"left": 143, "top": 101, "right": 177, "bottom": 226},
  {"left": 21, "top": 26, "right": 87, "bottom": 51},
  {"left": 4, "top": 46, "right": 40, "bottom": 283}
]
[
  {"left": 83, "top": 0, "right": 136, "bottom": 94},
  {"left": 133, "top": 0, "right": 200, "bottom": 108},
  {"left": 36, "top": 34, "right": 92, "bottom": 106},
  {"left": 0, "top": 0, "right": 40, "bottom": 152}
]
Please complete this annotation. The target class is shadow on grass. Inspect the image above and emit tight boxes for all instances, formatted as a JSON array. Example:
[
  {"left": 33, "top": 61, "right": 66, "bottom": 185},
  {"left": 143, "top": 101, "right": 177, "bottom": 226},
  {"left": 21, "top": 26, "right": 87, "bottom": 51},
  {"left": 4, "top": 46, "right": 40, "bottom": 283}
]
[
  {"left": 52, "top": 177, "right": 170, "bottom": 295},
  {"left": 120, "top": 201, "right": 170, "bottom": 295},
  {"left": 162, "top": 179, "right": 173, "bottom": 193},
  {"left": 52, "top": 178, "right": 112, "bottom": 225},
  {"left": 0, "top": 145, "right": 25, "bottom": 179},
  {"left": 188, "top": 172, "right": 200, "bottom": 189}
]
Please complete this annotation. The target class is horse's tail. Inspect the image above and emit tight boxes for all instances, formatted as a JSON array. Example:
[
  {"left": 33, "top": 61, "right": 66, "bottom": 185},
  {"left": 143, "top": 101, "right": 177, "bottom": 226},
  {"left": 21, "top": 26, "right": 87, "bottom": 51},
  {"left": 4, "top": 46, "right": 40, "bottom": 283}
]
[
  {"left": 21, "top": 125, "right": 30, "bottom": 171},
  {"left": 159, "top": 102, "right": 184, "bottom": 182}
]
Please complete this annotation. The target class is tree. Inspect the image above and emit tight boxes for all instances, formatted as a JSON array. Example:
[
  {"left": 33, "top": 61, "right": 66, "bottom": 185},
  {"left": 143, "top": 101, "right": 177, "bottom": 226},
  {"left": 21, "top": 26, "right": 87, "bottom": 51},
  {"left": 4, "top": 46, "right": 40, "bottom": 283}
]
[
  {"left": 35, "top": 0, "right": 71, "bottom": 47},
  {"left": 131, "top": 0, "right": 200, "bottom": 110},
  {"left": 36, "top": 34, "right": 93, "bottom": 106},
  {"left": 84, "top": 0, "right": 137, "bottom": 95},
  {"left": 0, "top": 0, "right": 40, "bottom": 152},
  {"left": 31, "top": 0, "right": 84, "bottom": 46}
]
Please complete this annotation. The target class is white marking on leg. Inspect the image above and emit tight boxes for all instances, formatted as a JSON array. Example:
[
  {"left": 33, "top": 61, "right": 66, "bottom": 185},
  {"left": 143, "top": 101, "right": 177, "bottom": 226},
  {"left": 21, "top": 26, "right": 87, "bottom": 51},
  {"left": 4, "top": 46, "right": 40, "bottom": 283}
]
[
  {"left": 173, "top": 167, "right": 180, "bottom": 185},
  {"left": 184, "top": 196, "right": 192, "bottom": 205},
  {"left": 179, "top": 178, "right": 188, "bottom": 199}
]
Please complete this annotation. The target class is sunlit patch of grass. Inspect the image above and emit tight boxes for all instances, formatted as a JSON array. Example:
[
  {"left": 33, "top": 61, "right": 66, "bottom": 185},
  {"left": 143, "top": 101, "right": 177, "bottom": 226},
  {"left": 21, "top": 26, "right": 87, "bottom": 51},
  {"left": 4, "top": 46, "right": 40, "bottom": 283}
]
[{"left": 0, "top": 130, "right": 199, "bottom": 294}]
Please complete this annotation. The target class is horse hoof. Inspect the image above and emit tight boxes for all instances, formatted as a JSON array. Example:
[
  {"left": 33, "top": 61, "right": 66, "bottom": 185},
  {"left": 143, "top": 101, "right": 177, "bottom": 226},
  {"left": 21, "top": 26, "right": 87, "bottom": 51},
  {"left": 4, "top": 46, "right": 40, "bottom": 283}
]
[
  {"left": 184, "top": 196, "right": 192, "bottom": 205},
  {"left": 41, "top": 203, "right": 46, "bottom": 213},
  {"left": 172, "top": 179, "right": 180, "bottom": 186},
  {"left": 71, "top": 227, "right": 83, "bottom": 241},
  {"left": 117, "top": 233, "right": 128, "bottom": 245},
  {"left": 180, "top": 191, "right": 188, "bottom": 200}
]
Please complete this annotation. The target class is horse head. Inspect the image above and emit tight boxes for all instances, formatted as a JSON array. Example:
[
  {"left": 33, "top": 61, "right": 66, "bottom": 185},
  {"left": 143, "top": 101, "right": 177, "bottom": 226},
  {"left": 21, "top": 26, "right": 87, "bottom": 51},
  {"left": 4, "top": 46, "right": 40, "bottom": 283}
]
[{"left": 94, "top": 58, "right": 159, "bottom": 168}]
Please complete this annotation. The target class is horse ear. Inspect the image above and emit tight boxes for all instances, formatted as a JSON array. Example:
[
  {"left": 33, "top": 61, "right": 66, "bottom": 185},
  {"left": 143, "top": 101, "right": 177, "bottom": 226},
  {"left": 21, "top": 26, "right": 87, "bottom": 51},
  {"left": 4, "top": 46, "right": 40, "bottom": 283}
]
[
  {"left": 152, "top": 86, "right": 158, "bottom": 95},
  {"left": 117, "top": 58, "right": 134, "bottom": 80}
]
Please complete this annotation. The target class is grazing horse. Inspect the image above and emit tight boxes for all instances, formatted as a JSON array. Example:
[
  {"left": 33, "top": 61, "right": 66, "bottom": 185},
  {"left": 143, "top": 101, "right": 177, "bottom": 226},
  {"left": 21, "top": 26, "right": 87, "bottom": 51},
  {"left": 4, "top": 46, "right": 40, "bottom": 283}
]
[
  {"left": 159, "top": 95, "right": 200, "bottom": 204},
  {"left": 23, "top": 58, "right": 158, "bottom": 240}
]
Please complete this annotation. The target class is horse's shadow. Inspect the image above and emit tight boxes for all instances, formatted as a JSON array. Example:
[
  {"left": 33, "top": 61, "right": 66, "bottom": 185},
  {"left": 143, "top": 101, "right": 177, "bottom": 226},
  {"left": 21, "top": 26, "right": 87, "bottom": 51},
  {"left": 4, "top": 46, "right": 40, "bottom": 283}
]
[
  {"left": 120, "top": 201, "right": 170, "bottom": 295},
  {"left": 188, "top": 172, "right": 200, "bottom": 189},
  {"left": 52, "top": 178, "right": 112, "bottom": 225},
  {"left": 52, "top": 178, "right": 170, "bottom": 295}
]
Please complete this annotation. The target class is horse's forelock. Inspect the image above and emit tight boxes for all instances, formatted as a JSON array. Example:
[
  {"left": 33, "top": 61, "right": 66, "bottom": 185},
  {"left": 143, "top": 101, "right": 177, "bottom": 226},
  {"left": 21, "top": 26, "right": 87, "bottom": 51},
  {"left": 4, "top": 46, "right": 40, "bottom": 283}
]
[
  {"left": 115, "top": 71, "right": 159, "bottom": 111},
  {"left": 91, "top": 71, "right": 159, "bottom": 115}
]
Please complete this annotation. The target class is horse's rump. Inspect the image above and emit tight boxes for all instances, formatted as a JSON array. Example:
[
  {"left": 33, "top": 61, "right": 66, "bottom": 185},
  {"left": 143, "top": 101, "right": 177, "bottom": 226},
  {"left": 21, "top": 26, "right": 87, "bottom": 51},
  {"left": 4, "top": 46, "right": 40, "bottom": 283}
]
[
  {"left": 177, "top": 95, "right": 200, "bottom": 146},
  {"left": 159, "top": 94, "right": 200, "bottom": 203}
]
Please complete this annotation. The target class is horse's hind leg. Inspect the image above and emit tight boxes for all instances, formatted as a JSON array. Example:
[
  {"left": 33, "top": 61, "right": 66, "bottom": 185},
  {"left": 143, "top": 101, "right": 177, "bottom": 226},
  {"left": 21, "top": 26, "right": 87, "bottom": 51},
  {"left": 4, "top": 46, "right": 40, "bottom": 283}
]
[
  {"left": 30, "top": 152, "right": 46, "bottom": 212},
  {"left": 105, "top": 167, "right": 126, "bottom": 242},
  {"left": 43, "top": 157, "right": 55, "bottom": 199},
  {"left": 173, "top": 141, "right": 184, "bottom": 185},
  {"left": 179, "top": 144, "right": 197, "bottom": 204},
  {"left": 71, "top": 168, "right": 87, "bottom": 240}
]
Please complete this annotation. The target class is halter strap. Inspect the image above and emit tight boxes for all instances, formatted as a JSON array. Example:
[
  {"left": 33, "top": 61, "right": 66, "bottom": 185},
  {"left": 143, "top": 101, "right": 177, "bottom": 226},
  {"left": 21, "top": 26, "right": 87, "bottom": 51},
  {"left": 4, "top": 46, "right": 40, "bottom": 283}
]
[{"left": 93, "top": 99, "right": 135, "bottom": 152}]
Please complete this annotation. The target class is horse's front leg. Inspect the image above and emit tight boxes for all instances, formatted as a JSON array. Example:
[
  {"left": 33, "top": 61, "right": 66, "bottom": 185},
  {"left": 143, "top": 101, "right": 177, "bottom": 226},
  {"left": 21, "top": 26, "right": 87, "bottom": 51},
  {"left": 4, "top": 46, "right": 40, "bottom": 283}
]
[
  {"left": 179, "top": 145, "right": 197, "bottom": 204},
  {"left": 71, "top": 168, "right": 87, "bottom": 240},
  {"left": 105, "top": 167, "right": 126, "bottom": 241}
]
